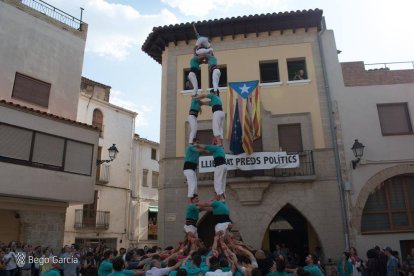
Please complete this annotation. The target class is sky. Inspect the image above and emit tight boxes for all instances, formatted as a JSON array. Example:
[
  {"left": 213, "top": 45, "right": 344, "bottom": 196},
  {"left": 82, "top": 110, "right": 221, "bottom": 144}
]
[{"left": 45, "top": 0, "right": 413, "bottom": 142}]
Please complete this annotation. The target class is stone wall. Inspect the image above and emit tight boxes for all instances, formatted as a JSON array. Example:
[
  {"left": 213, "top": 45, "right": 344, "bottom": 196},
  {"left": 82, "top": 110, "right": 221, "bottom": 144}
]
[
  {"left": 20, "top": 210, "right": 66, "bottom": 251},
  {"left": 0, "top": 196, "right": 67, "bottom": 252}
]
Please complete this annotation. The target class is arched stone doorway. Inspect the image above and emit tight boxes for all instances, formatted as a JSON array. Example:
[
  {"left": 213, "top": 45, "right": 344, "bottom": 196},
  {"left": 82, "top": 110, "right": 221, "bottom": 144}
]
[
  {"left": 0, "top": 210, "right": 21, "bottom": 242},
  {"left": 262, "top": 204, "right": 322, "bottom": 266},
  {"left": 353, "top": 164, "right": 414, "bottom": 234}
]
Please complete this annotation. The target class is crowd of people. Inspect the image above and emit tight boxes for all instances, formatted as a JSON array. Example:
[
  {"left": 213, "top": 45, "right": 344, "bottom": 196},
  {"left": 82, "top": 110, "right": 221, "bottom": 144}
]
[{"left": 1, "top": 239, "right": 414, "bottom": 276}]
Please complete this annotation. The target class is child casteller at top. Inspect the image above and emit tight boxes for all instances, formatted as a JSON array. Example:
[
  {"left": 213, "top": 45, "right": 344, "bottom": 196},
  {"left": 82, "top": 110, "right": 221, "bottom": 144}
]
[{"left": 187, "top": 25, "right": 221, "bottom": 96}]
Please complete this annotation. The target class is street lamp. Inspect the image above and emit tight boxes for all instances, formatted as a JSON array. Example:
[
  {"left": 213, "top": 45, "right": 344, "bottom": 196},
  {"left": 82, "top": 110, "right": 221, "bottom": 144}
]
[
  {"left": 97, "top": 144, "right": 119, "bottom": 165},
  {"left": 351, "top": 139, "right": 365, "bottom": 169}
]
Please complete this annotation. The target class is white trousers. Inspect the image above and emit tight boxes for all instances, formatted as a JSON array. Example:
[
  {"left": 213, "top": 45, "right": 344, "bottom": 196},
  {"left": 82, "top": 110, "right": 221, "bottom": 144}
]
[
  {"left": 195, "top": 36, "right": 210, "bottom": 48},
  {"left": 212, "top": 110, "right": 225, "bottom": 139},
  {"left": 188, "top": 114, "right": 198, "bottom": 144},
  {"left": 212, "top": 68, "right": 221, "bottom": 91},
  {"left": 215, "top": 222, "right": 231, "bottom": 234},
  {"left": 196, "top": 47, "right": 213, "bottom": 56},
  {"left": 184, "top": 225, "right": 198, "bottom": 236},
  {"left": 214, "top": 164, "right": 227, "bottom": 195},
  {"left": 188, "top": 72, "right": 198, "bottom": 96},
  {"left": 184, "top": 169, "right": 198, "bottom": 198}
]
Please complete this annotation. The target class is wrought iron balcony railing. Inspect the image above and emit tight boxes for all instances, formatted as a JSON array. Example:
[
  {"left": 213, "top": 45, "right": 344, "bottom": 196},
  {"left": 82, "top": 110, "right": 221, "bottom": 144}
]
[
  {"left": 198, "top": 150, "right": 315, "bottom": 181},
  {"left": 74, "top": 209, "right": 110, "bottom": 230},
  {"left": 21, "top": 0, "right": 83, "bottom": 30}
]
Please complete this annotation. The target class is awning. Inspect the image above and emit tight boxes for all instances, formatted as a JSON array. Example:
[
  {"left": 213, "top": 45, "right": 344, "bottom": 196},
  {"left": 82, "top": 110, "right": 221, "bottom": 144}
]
[{"left": 149, "top": 206, "right": 158, "bottom": 212}]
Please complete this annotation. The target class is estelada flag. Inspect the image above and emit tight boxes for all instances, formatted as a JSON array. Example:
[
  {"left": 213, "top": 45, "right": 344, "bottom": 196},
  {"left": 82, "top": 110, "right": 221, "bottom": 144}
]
[{"left": 226, "top": 80, "right": 261, "bottom": 155}]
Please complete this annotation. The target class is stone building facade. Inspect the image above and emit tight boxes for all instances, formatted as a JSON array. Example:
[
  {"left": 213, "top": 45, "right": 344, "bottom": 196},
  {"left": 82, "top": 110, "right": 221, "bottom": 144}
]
[{"left": 143, "top": 10, "right": 346, "bottom": 260}]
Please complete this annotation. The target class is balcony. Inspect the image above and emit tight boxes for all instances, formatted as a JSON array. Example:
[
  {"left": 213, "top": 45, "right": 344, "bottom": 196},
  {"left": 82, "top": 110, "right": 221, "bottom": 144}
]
[
  {"left": 74, "top": 209, "right": 110, "bottom": 230},
  {"left": 96, "top": 164, "right": 110, "bottom": 184},
  {"left": 21, "top": 0, "right": 83, "bottom": 30},
  {"left": 198, "top": 150, "right": 315, "bottom": 181}
]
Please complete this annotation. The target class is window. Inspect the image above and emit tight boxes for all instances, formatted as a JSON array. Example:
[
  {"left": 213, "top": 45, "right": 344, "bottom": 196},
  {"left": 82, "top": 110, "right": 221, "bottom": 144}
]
[
  {"left": 193, "top": 130, "right": 214, "bottom": 156},
  {"left": 96, "top": 147, "right": 102, "bottom": 181},
  {"left": 253, "top": 138, "right": 263, "bottom": 152},
  {"left": 64, "top": 140, "right": 94, "bottom": 175},
  {"left": 12, "top": 73, "right": 51, "bottom": 107},
  {"left": 278, "top": 124, "right": 303, "bottom": 152},
  {"left": 152, "top": 172, "right": 159, "bottom": 188},
  {"left": 361, "top": 175, "right": 414, "bottom": 233},
  {"left": 259, "top": 61, "right": 280, "bottom": 83},
  {"left": 83, "top": 191, "right": 98, "bottom": 225},
  {"left": 0, "top": 123, "right": 94, "bottom": 176},
  {"left": 377, "top": 103, "right": 413, "bottom": 135},
  {"left": 287, "top": 58, "right": 307, "bottom": 81},
  {"left": 151, "top": 148, "right": 157, "bottom": 160},
  {"left": 142, "top": 169, "right": 148, "bottom": 187},
  {"left": 196, "top": 129, "right": 214, "bottom": 145},
  {"left": 148, "top": 210, "right": 157, "bottom": 240},
  {"left": 92, "top": 109, "right": 104, "bottom": 138},
  {"left": 209, "top": 65, "right": 228, "bottom": 88},
  {"left": 183, "top": 69, "right": 201, "bottom": 90},
  {"left": 32, "top": 133, "right": 65, "bottom": 167}
]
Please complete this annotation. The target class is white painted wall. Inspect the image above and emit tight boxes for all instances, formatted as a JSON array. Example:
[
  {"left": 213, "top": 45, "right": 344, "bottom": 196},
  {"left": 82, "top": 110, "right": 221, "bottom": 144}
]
[
  {"left": 321, "top": 30, "right": 414, "bottom": 257},
  {"left": 64, "top": 94, "right": 136, "bottom": 250},
  {"left": 132, "top": 137, "right": 159, "bottom": 243},
  {"left": 0, "top": 1, "right": 86, "bottom": 120},
  {"left": 77, "top": 94, "right": 136, "bottom": 190}
]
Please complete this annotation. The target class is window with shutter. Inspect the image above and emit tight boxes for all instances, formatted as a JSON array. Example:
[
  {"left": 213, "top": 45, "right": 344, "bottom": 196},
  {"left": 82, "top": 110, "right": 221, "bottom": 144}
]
[
  {"left": 12, "top": 73, "right": 51, "bottom": 108},
  {"left": 377, "top": 103, "right": 413, "bottom": 135},
  {"left": 92, "top": 109, "right": 104, "bottom": 137},
  {"left": 278, "top": 124, "right": 303, "bottom": 152}
]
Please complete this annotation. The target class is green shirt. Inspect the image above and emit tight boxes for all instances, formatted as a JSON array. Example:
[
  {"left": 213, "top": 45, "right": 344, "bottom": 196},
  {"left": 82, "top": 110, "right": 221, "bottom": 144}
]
[
  {"left": 267, "top": 272, "right": 289, "bottom": 276},
  {"left": 337, "top": 260, "right": 353, "bottom": 276},
  {"left": 186, "top": 204, "right": 199, "bottom": 221},
  {"left": 185, "top": 145, "right": 200, "bottom": 164},
  {"left": 122, "top": 270, "right": 135, "bottom": 276},
  {"left": 108, "top": 272, "right": 124, "bottom": 276},
  {"left": 304, "top": 265, "right": 323, "bottom": 276},
  {"left": 98, "top": 260, "right": 113, "bottom": 276},
  {"left": 204, "top": 145, "right": 225, "bottom": 159},
  {"left": 211, "top": 200, "right": 229, "bottom": 215},
  {"left": 40, "top": 269, "right": 61, "bottom": 276},
  {"left": 190, "top": 99, "right": 201, "bottom": 112},
  {"left": 181, "top": 263, "right": 209, "bottom": 276},
  {"left": 206, "top": 93, "right": 222, "bottom": 107}
]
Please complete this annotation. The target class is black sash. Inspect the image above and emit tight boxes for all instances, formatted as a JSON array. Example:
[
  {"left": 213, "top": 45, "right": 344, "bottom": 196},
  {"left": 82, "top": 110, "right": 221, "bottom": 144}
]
[
  {"left": 214, "top": 157, "right": 226, "bottom": 167},
  {"left": 212, "top": 105, "right": 223, "bottom": 112},
  {"left": 214, "top": 214, "right": 231, "bottom": 224},
  {"left": 183, "top": 161, "right": 197, "bottom": 171},
  {"left": 189, "top": 109, "right": 199, "bottom": 117}
]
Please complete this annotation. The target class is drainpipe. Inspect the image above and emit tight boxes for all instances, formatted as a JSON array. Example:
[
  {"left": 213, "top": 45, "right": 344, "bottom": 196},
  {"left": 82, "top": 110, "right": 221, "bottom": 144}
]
[{"left": 317, "top": 17, "right": 350, "bottom": 249}]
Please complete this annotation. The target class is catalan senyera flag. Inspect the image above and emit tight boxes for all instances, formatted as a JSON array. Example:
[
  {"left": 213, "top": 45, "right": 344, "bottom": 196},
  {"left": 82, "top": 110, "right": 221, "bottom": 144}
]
[{"left": 226, "top": 80, "right": 261, "bottom": 155}]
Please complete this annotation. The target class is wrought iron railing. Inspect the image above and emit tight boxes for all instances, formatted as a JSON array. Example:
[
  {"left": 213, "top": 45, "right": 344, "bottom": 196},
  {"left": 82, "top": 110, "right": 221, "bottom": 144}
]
[
  {"left": 198, "top": 150, "right": 315, "bottom": 181},
  {"left": 74, "top": 209, "right": 110, "bottom": 229},
  {"left": 364, "top": 61, "right": 414, "bottom": 71},
  {"left": 21, "top": 0, "right": 83, "bottom": 30}
]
